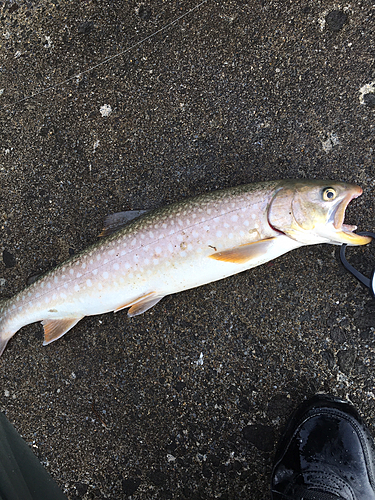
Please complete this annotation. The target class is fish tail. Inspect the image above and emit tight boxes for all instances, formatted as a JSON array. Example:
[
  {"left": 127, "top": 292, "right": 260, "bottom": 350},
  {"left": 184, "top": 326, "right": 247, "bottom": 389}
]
[{"left": 0, "top": 299, "right": 16, "bottom": 356}]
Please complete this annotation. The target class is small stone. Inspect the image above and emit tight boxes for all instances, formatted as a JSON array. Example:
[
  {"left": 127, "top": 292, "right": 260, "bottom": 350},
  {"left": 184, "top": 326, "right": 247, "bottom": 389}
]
[
  {"left": 326, "top": 10, "right": 348, "bottom": 32},
  {"left": 337, "top": 349, "right": 356, "bottom": 375},
  {"left": 174, "top": 381, "right": 186, "bottom": 392},
  {"left": 137, "top": 5, "right": 151, "bottom": 21},
  {"left": 363, "top": 93, "right": 375, "bottom": 108},
  {"left": 78, "top": 21, "right": 94, "bottom": 35},
  {"left": 3, "top": 250, "right": 16, "bottom": 268},
  {"left": 242, "top": 424, "right": 275, "bottom": 452},
  {"left": 100, "top": 104, "right": 112, "bottom": 117},
  {"left": 75, "top": 483, "right": 88, "bottom": 496},
  {"left": 148, "top": 470, "right": 167, "bottom": 486},
  {"left": 122, "top": 478, "right": 141, "bottom": 496},
  {"left": 322, "top": 350, "right": 335, "bottom": 369}
]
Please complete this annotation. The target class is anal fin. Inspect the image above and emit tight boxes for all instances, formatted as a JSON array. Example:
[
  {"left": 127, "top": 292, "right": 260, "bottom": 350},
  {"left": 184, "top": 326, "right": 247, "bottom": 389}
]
[
  {"left": 114, "top": 291, "right": 164, "bottom": 317},
  {"left": 42, "top": 317, "right": 84, "bottom": 346},
  {"left": 209, "top": 237, "right": 277, "bottom": 264}
]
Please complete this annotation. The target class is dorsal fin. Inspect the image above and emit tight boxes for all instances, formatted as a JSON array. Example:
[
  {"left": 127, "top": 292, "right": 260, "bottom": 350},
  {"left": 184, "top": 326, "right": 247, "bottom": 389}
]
[{"left": 99, "top": 210, "right": 149, "bottom": 237}]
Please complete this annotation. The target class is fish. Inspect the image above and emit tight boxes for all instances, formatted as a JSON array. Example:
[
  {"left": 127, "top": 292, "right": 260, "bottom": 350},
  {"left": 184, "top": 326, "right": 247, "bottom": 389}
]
[{"left": 0, "top": 179, "right": 371, "bottom": 356}]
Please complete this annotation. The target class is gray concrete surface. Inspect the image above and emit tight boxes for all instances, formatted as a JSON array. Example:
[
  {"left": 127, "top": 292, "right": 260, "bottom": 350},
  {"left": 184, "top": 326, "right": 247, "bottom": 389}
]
[{"left": 1, "top": 0, "right": 375, "bottom": 498}]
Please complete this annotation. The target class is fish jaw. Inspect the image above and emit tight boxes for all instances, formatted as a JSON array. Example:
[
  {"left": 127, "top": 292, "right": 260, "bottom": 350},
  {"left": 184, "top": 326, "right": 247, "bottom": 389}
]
[
  {"left": 268, "top": 180, "right": 372, "bottom": 246},
  {"left": 330, "top": 189, "right": 372, "bottom": 245},
  {"left": 318, "top": 187, "right": 372, "bottom": 246}
]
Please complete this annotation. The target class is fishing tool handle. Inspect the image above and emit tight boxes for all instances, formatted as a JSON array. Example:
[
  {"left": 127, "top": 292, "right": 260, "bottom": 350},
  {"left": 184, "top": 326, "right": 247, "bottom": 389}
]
[{"left": 340, "top": 232, "right": 375, "bottom": 296}]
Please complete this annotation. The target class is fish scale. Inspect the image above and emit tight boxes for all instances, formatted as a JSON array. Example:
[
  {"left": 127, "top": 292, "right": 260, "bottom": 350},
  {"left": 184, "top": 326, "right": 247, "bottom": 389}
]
[{"left": 0, "top": 179, "right": 371, "bottom": 356}]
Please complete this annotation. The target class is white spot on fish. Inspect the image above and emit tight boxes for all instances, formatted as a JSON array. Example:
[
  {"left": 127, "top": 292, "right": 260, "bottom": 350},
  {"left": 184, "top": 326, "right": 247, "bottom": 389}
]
[
  {"left": 45, "top": 297, "right": 49, "bottom": 303},
  {"left": 76, "top": 273, "right": 82, "bottom": 278},
  {"left": 216, "top": 231, "right": 222, "bottom": 237},
  {"left": 90, "top": 259, "right": 94, "bottom": 265},
  {"left": 93, "top": 269, "right": 98, "bottom": 275},
  {"left": 144, "top": 258, "right": 150, "bottom": 265},
  {"left": 113, "top": 263, "right": 119, "bottom": 271},
  {"left": 244, "top": 220, "right": 249, "bottom": 227},
  {"left": 251, "top": 213, "right": 256, "bottom": 220},
  {"left": 153, "top": 259, "right": 159, "bottom": 265},
  {"left": 60, "top": 293, "right": 67, "bottom": 299},
  {"left": 82, "top": 263, "right": 86, "bottom": 269},
  {"left": 103, "top": 272, "right": 109, "bottom": 279},
  {"left": 70, "top": 269, "right": 74, "bottom": 275},
  {"left": 98, "top": 283, "right": 103, "bottom": 290},
  {"left": 86, "top": 280, "right": 92, "bottom": 287},
  {"left": 133, "top": 255, "right": 139, "bottom": 263},
  {"left": 155, "top": 247, "right": 162, "bottom": 254},
  {"left": 103, "top": 259, "right": 108, "bottom": 265},
  {"left": 229, "top": 233, "right": 234, "bottom": 239},
  {"left": 149, "top": 232, "right": 154, "bottom": 238},
  {"left": 74, "top": 284, "right": 80, "bottom": 292},
  {"left": 231, "top": 215, "right": 238, "bottom": 222}
]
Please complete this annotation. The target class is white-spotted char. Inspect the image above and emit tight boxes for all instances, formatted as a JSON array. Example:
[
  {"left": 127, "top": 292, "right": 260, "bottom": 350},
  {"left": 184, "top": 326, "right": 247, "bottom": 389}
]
[{"left": 0, "top": 179, "right": 371, "bottom": 355}]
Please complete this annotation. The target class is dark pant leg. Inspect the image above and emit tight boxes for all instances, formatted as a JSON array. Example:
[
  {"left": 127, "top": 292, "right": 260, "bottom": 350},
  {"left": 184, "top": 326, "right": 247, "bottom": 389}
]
[{"left": 0, "top": 412, "right": 67, "bottom": 500}]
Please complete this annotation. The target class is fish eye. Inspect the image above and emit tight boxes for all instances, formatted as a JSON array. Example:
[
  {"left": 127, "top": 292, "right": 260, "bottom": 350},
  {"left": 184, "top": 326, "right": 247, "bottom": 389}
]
[{"left": 322, "top": 187, "right": 337, "bottom": 201}]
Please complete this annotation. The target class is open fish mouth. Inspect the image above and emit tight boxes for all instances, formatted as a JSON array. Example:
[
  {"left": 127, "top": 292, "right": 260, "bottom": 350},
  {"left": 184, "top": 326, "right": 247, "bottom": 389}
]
[{"left": 333, "top": 187, "right": 372, "bottom": 245}]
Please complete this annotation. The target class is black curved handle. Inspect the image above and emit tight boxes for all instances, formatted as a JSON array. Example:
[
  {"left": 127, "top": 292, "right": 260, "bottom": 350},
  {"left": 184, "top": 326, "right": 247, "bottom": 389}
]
[{"left": 340, "top": 232, "right": 375, "bottom": 293}]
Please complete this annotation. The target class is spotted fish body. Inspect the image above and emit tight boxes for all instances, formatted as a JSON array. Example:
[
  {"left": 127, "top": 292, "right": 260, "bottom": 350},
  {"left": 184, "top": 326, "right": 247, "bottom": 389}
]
[{"left": 0, "top": 179, "right": 371, "bottom": 355}]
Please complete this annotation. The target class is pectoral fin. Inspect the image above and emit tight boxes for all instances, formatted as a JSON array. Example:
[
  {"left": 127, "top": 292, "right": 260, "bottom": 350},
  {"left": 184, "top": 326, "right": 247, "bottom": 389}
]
[
  {"left": 100, "top": 210, "right": 149, "bottom": 237},
  {"left": 42, "top": 317, "right": 84, "bottom": 345},
  {"left": 209, "top": 237, "right": 276, "bottom": 264},
  {"left": 114, "top": 291, "right": 164, "bottom": 317}
]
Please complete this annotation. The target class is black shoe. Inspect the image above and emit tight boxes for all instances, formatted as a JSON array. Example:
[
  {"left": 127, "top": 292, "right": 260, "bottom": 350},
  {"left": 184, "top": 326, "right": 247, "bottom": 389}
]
[{"left": 271, "top": 394, "right": 375, "bottom": 500}]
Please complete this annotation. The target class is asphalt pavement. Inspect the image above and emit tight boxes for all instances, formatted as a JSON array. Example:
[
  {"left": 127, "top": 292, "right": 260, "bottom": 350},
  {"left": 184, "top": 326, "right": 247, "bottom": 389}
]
[{"left": 1, "top": 1, "right": 375, "bottom": 498}]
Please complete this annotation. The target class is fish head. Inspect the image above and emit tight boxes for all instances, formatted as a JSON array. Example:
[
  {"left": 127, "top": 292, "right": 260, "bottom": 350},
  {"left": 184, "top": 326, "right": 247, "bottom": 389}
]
[{"left": 268, "top": 180, "right": 372, "bottom": 246}]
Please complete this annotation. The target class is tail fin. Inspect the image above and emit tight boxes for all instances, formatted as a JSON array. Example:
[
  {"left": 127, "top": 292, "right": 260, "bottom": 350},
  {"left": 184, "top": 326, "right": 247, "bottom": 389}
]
[
  {"left": 0, "top": 299, "right": 12, "bottom": 356},
  {"left": 0, "top": 337, "right": 9, "bottom": 356}
]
